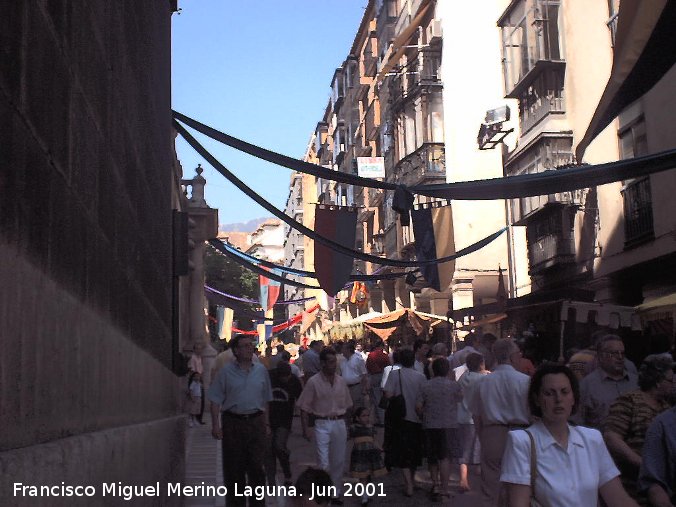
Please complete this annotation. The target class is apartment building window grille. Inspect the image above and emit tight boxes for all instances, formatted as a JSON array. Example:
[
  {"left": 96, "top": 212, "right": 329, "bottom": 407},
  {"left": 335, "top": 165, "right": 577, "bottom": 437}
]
[
  {"left": 500, "top": 0, "right": 564, "bottom": 98},
  {"left": 619, "top": 118, "right": 653, "bottom": 246}
]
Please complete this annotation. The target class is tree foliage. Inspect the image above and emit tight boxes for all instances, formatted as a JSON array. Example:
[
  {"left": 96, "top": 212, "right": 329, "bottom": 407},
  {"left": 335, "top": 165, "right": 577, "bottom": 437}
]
[{"left": 204, "top": 246, "right": 258, "bottom": 298}]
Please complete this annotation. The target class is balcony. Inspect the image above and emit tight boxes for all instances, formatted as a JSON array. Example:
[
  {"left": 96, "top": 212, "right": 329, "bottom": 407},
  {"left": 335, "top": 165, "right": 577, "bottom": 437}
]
[
  {"left": 622, "top": 177, "right": 654, "bottom": 248},
  {"left": 512, "top": 187, "right": 583, "bottom": 225},
  {"left": 394, "top": 143, "right": 446, "bottom": 187},
  {"left": 505, "top": 134, "right": 574, "bottom": 223},
  {"left": 389, "top": 51, "right": 442, "bottom": 106},
  {"left": 528, "top": 232, "right": 575, "bottom": 274},
  {"left": 521, "top": 95, "right": 565, "bottom": 133},
  {"left": 526, "top": 205, "right": 575, "bottom": 274}
]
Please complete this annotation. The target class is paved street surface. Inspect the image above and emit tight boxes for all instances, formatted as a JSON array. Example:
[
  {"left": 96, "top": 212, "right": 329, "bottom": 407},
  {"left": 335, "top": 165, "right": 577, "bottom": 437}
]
[{"left": 184, "top": 414, "right": 482, "bottom": 507}]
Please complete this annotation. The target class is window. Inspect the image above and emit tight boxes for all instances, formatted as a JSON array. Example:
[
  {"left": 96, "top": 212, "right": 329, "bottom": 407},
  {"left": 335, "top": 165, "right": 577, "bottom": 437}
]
[
  {"left": 619, "top": 117, "right": 653, "bottom": 246},
  {"left": 331, "top": 69, "right": 345, "bottom": 111},
  {"left": 618, "top": 118, "right": 647, "bottom": 159},
  {"left": 500, "top": 0, "right": 564, "bottom": 96}
]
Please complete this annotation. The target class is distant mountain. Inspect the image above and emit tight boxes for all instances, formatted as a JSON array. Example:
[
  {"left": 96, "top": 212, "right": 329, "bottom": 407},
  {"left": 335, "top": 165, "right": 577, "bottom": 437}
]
[{"left": 219, "top": 217, "right": 272, "bottom": 233}]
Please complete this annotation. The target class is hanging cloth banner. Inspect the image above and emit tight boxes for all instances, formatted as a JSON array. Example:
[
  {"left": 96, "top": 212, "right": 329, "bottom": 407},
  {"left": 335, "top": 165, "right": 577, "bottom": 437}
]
[
  {"left": 411, "top": 203, "right": 456, "bottom": 292},
  {"left": 232, "top": 304, "right": 320, "bottom": 336},
  {"left": 217, "top": 306, "right": 234, "bottom": 342},
  {"left": 314, "top": 205, "right": 358, "bottom": 296},
  {"left": 259, "top": 266, "right": 282, "bottom": 312},
  {"left": 216, "top": 306, "right": 225, "bottom": 339},
  {"left": 204, "top": 284, "right": 315, "bottom": 305},
  {"left": 174, "top": 114, "right": 676, "bottom": 202},
  {"left": 576, "top": 0, "right": 676, "bottom": 160},
  {"left": 205, "top": 288, "right": 265, "bottom": 320}
]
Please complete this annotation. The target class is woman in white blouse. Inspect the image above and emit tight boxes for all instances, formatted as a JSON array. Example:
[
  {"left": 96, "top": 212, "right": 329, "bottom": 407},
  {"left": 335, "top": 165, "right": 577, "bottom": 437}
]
[{"left": 500, "top": 363, "right": 639, "bottom": 507}]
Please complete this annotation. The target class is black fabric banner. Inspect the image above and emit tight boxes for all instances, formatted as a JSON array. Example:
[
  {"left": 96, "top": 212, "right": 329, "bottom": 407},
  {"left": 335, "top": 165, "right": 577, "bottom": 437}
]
[
  {"left": 314, "top": 205, "right": 358, "bottom": 296},
  {"left": 175, "top": 119, "right": 507, "bottom": 268},
  {"left": 173, "top": 111, "right": 676, "bottom": 201}
]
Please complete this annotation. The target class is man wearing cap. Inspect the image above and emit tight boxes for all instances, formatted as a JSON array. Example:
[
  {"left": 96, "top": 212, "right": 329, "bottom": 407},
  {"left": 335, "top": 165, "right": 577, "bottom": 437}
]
[
  {"left": 296, "top": 347, "right": 353, "bottom": 505},
  {"left": 208, "top": 334, "right": 272, "bottom": 507}
]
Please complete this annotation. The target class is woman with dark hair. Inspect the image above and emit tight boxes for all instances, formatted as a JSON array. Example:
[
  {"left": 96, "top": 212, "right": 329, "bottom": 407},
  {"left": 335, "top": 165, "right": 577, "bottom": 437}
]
[
  {"left": 383, "top": 348, "right": 426, "bottom": 497},
  {"left": 501, "top": 363, "right": 639, "bottom": 507},
  {"left": 602, "top": 353, "right": 674, "bottom": 503}
]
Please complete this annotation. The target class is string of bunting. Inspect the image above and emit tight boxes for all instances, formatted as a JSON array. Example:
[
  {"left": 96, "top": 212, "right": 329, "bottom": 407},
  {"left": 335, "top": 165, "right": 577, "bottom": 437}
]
[
  {"left": 231, "top": 303, "right": 321, "bottom": 336},
  {"left": 219, "top": 240, "right": 418, "bottom": 281},
  {"left": 204, "top": 284, "right": 315, "bottom": 306}
]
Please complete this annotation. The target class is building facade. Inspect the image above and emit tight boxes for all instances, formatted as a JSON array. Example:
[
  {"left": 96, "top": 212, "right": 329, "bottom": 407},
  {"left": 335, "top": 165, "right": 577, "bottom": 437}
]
[{"left": 0, "top": 3, "right": 213, "bottom": 503}]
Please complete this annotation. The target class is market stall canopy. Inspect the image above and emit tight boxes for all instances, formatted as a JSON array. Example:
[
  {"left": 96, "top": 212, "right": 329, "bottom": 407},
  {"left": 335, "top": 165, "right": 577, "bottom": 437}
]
[
  {"left": 336, "top": 311, "right": 384, "bottom": 327},
  {"left": 364, "top": 308, "right": 431, "bottom": 341},
  {"left": 636, "top": 292, "right": 676, "bottom": 313},
  {"left": 456, "top": 313, "right": 508, "bottom": 329},
  {"left": 559, "top": 301, "right": 640, "bottom": 330}
]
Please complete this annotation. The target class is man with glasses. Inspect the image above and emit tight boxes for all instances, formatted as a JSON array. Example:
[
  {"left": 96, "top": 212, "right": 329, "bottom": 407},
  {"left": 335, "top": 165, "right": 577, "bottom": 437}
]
[{"left": 576, "top": 334, "right": 638, "bottom": 428}]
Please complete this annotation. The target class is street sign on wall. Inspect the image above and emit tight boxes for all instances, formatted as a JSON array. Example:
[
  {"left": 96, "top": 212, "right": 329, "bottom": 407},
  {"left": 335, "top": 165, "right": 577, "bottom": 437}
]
[{"left": 357, "top": 157, "right": 385, "bottom": 178}]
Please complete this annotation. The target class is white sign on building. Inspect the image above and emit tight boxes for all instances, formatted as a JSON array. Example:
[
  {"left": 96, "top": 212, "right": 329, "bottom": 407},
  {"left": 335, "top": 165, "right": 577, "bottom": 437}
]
[{"left": 357, "top": 157, "right": 385, "bottom": 178}]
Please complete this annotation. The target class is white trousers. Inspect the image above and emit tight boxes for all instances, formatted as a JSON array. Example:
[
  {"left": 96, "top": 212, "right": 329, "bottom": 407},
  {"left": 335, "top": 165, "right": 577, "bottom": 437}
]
[{"left": 314, "top": 419, "right": 347, "bottom": 495}]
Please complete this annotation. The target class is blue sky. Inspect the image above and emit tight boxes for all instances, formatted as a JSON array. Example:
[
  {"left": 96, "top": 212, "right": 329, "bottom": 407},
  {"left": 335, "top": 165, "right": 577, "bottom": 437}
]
[{"left": 172, "top": 1, "right": 368, "bottom": 226}]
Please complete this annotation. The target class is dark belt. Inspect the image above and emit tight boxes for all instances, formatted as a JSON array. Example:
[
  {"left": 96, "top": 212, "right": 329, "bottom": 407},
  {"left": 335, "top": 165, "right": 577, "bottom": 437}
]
[
  {"left": 347, "top": 382, "right": 361, "bottom": 387},
  {"left": 314, "top": 414, "right": 345, "bottom": 420},
  {"left": 223, "top": 410, "right": 263, "bottom": 420},
  {"left": 489, "top": 422, "right": 529, "bottom": 429}
]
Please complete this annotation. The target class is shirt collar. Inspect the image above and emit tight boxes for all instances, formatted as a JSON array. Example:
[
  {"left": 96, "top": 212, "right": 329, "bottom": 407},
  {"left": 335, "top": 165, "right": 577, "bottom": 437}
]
[
  {"left": 533, "top": 421, "right": 585, "bottom": 450},
  {"left": 494, "top": 364, "right": 517, "bottom": 373},
  {"left": 598, "top": 368, "right": 629, "bottom": 381}
]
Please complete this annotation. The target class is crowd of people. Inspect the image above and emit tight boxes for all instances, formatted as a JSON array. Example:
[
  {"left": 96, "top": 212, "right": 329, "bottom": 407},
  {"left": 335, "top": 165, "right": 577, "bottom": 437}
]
[{"left": 191, "top": 329, "right": 675, "bottom": 506}]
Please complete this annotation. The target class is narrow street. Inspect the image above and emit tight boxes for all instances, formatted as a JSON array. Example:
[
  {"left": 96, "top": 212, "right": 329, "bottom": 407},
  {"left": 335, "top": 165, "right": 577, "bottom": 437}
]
[{"left": 184, "top": 414, "right": 481, "bottom": 507}]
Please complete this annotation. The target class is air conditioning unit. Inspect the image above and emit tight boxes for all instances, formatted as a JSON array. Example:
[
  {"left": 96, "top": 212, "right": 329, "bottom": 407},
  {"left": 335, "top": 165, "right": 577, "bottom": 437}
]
[{"left": 426, "top": 19, "right": 442, "bottom": 43}]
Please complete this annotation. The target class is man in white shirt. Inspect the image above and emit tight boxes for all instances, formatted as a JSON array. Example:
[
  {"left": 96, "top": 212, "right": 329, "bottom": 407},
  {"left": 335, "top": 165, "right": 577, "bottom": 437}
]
[
  {"left": 297, "top": 347, "right": 353, "bottom": 504},
  {"left": 468, "top": 338, "right": 530, "bottom": 507},
  {"left": 341, "top": 340, "right": 368, "bottom": 419}
]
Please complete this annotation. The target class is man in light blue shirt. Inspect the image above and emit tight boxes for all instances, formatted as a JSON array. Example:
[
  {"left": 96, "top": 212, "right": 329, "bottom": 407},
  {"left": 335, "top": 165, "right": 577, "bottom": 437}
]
[{"left": 208, "top": 334, "right": 272, "bottom": 506}]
